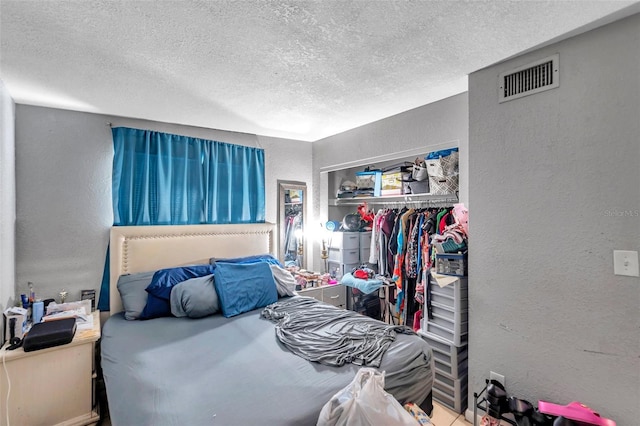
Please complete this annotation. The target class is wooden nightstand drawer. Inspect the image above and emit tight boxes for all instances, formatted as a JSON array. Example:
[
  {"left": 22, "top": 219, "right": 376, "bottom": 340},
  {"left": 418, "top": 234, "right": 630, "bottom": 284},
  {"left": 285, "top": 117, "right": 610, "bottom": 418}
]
[
  {"left": 296, "top": 285, "right": 346, "bottom": 309},
  {"left": 322, "top": 285, "right": 346, "bottom": 308},
  {"left": 298, "top": 287, "right": 322, "bottom": 302}
]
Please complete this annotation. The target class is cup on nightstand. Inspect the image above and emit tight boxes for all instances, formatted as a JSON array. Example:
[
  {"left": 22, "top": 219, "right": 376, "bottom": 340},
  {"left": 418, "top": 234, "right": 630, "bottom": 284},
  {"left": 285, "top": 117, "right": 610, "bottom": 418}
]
[{"left": 32, "top": 301, "right": 44, "bottom": 324}]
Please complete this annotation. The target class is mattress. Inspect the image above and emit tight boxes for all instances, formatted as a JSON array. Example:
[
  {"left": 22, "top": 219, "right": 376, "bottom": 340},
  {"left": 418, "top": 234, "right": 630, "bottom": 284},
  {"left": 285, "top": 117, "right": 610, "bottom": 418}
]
[{"left": 101, "top": 301, "right": 433, "bottom": 426}]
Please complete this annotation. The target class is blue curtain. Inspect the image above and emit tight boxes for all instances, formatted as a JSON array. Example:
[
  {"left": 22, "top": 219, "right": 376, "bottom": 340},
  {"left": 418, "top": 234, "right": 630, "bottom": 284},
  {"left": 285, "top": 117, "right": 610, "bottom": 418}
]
[{"left": 98, "top": 127, "right": 265, "bottom": 310}]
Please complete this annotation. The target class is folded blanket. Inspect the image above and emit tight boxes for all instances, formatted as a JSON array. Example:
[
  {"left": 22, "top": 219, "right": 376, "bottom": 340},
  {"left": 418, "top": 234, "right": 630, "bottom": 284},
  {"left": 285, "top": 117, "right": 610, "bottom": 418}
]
[{"left": 340, "top": 272, "right": 383, "bottom": 294}]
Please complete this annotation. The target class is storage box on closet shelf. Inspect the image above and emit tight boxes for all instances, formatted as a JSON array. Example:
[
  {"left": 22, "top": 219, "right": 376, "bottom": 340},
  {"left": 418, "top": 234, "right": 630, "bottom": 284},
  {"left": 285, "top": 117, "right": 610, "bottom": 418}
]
[
  {"left": 380, "top": 172, "right": 404, "bottom": 196},
  {"left": 425, "top": 148, "right": 459, "bottom": 196},
  {"left": 355, "top": 170, "right": 382, "bottom": 197},
  {"left": 379, "top": 162, "right": 412, "bottom": 196},
  {"left": 435, "top": 252, "right": 467, "bottom": 277},
  {"left": 402, "top": 158, "right": 430, "bottom": 195}
]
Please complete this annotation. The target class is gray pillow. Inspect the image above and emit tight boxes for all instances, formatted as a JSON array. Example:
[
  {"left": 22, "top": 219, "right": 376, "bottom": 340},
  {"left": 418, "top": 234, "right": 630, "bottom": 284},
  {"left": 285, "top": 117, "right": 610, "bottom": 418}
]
[
  {"left": 117, "top": 271, "right": 155, "bottom": 320},
  {"left": 270, "top": 265, "right": 296, "bottom": 297},
  {"left": 170, "top": 274, "right": 219, "bottom": 318}
]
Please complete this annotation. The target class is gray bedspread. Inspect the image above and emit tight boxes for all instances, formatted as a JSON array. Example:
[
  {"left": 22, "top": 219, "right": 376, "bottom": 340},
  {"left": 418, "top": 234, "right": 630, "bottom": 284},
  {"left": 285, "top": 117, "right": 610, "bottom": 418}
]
[
  {"left": 262, "top": 296, "right": 416, "bottom": 367},
  {"left": 101, "top": 296, "right": 433, "bottom": 426}
]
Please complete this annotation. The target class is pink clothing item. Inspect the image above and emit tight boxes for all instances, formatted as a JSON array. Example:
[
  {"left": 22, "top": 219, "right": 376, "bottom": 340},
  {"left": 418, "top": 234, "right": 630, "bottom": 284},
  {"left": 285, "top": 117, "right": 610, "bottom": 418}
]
[
  {"left": 412, "top": 310, "right": 422, "bottom": 332},
  {"left": 452, "top": 203, "right": 469, "bottom": 237},
  {"left": 438, "top": 212, "right": 451, "bottom": 234},
  {"left": 538, "top": 401, "right": 616, "bottom": 426}
]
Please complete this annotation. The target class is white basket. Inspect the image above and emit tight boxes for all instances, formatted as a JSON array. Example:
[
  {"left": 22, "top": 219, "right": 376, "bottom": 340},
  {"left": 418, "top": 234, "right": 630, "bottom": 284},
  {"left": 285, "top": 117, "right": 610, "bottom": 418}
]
[
  {"left": 428, "top": 173, "right": 459, "bottom": 195},
  {"left": 425, "top": 152, "right": 459, "bottom": 177}
]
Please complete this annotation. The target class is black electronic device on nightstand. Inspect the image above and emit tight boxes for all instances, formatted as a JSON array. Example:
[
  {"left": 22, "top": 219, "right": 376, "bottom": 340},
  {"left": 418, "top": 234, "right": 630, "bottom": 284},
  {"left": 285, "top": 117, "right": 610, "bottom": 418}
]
[{"left": 23, "top": 318, "right": 77, "bottom": 352}]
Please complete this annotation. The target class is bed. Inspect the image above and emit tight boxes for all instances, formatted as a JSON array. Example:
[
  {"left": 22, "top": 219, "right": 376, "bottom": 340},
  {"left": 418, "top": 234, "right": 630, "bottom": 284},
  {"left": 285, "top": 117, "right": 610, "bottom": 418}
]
[{"left": 101, "top": 223, "right": 434, "bottom": 426}]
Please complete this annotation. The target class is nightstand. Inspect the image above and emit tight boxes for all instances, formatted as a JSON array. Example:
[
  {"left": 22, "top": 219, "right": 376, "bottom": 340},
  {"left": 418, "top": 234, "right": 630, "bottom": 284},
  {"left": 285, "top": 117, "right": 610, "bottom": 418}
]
[
  {"left": 297, "top": 284, "right": 347, "bottom": 309},
  {"left": 0, "top": 311, "right": 101, "bottom": 426}
]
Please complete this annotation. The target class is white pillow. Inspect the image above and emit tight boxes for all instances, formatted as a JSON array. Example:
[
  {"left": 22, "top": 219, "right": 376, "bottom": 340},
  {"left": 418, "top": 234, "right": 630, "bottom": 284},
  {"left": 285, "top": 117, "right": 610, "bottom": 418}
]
[{"left": 270, "top": 265, "right": 296, "bottom": 297}]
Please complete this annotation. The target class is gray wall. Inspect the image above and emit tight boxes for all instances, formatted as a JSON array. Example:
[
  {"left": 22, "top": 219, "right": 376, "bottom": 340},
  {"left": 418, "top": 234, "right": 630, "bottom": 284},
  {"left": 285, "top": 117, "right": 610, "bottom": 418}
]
[
  {"left": 13, "top": 105, "right": 312, "bottom": 304},
  {"left": 311, "top": 92, "right": 469, "bottom": 271},
  {"left": 468, "top": 14, "right": 639, "bottom": 425},
  {"left": 0, "top": 80, "right": 16, "bottom": 337}
]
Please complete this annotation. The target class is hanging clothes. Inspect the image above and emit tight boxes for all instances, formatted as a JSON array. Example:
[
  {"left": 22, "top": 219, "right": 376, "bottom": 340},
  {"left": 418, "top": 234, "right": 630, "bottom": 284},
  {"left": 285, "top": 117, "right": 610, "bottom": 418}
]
[
  {"left": 366, "top": 204, "right": 460, "bottom": 328},
  {"left": 283, "top": 205, "right": 302, "bottom": 265}
]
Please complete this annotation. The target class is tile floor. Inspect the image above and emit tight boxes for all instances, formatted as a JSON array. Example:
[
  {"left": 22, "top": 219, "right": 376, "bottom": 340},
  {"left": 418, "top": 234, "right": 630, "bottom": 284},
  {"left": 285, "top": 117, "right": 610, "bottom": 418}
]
[
  {"left": 431, "top": 400, "right": 473, "bottom": 426},
  {"left": 100, "top": 400, "right": 472, "bottom": 426}
]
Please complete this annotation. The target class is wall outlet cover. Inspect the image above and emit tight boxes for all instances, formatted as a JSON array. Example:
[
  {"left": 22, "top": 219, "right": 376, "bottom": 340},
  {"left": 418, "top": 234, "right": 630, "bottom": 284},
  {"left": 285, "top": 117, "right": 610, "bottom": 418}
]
[
  {"left": 490, "top": 371, "right": 505, "bottom": 387},
  {"left": 613, "top": 250, "right": 639, "bottom": 277}
]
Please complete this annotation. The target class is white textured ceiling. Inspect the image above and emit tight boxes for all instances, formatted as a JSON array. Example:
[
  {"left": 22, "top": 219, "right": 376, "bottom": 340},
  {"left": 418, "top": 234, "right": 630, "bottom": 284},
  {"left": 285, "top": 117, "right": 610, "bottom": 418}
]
[{"left": 1, "top": 1, "right": 638, "bottom": 141}]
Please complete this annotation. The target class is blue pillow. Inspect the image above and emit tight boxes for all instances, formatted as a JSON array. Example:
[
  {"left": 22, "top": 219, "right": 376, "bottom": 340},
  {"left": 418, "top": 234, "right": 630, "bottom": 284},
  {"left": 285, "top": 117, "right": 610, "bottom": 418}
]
[
  {"left": 209, "top": 254, "right": 282, "bottom": 267},
  {"left": 213, "top": 262, "right": 278, "bottom": 318},
  {"left": 145, "top": 264, "right": 214, "bottom": 300},
  {"left": 139, "top": 293, "right": 172, "bottom": 320}
]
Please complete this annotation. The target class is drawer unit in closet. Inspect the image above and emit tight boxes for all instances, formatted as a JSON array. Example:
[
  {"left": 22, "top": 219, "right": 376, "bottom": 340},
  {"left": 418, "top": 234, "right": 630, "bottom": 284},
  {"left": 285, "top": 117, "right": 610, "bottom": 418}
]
[
  {"left": 432, "top": 370, "right": 468, "bottom": 414},
  {"left": 328, "top": 247, "right": 360, "bottom": 264},
  {"left": 328, "top": 232, "right": 360, "bottom": 250},
  {"left": 328, "top": 261, "right": 359, "bottom": 280},
  {"left": 359, "top": 247, "right": 371, "bottom": 264},
  {"left": 428, "top": 277, "right": 468, "bottom": 313},
  {"left": 297, "top": 285, "right": 346, "bottom": 309},
  {"left": 424, "top": 315, "right": 468, "bottom": 347},
  {"left": 359, "top": 232, "right": 372, "bottom": 263},
  {"left": 418, "top": 330, "right": 468, "bottom": 379},
  {"left": 427, "top": 303, "right": 468, "bottom": 341},
  {"left": 425, "top": 276, "right": 468, "bottom": 346}
]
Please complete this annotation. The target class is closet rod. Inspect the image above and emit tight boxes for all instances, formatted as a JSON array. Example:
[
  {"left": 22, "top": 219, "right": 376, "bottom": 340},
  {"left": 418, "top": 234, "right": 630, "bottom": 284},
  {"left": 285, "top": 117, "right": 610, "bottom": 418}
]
[
  {"left": 331, "top": 192, "right": 459, "bottom": 208},
  {"left": 368, "top": 193, "right": 458, "bottom": 208},
  {"left": 373, "top": 199, "right": 457, "bottom": 209}
]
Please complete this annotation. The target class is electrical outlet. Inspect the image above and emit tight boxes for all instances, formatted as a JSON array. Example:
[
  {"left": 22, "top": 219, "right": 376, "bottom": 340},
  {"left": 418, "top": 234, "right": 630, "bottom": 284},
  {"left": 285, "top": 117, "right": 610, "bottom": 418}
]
[
  {"left": 613, "top": 250, "right": 639, "bottom": 277},
  {"left": 490, "top": 371, "right": 505, "bottom": 387}
]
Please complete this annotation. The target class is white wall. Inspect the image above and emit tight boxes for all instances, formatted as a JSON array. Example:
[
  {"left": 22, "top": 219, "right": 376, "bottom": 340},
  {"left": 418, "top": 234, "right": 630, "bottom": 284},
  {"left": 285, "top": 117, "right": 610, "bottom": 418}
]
[
  {"left": 311, "top": 92, "right": 468, "bottom": 271},
  {"left": 0, "top": 80, "right": 16, "bottom": 340},
  {"left": 257, "top": 134, "right": 313, "bottom": 266},
  {"left": 468, "top": 14, "right": 639, "bottom": 425},
  {"left": 14, "top": 106, "right": 312, "bottom": 304}
]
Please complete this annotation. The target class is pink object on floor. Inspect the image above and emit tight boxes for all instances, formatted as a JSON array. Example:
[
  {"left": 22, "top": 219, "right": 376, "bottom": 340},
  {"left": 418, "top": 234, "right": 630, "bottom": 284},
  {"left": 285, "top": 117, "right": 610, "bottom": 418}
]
[{"left": 538, "top": 401, "right": 616, "bottom": 426}]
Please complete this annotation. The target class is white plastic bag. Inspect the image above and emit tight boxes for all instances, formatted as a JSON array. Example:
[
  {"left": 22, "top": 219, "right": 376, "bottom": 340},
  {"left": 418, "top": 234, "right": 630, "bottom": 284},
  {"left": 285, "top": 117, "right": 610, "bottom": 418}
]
[{"left": 317, "top": 368, "right": 418, "bottom": 426}]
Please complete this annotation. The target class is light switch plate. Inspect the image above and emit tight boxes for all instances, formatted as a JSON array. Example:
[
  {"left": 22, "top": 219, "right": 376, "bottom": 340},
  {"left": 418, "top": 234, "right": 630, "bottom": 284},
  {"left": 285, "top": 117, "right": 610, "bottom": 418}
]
[{"left": 613, "top": 250, "right": 639, "bottom": 277}]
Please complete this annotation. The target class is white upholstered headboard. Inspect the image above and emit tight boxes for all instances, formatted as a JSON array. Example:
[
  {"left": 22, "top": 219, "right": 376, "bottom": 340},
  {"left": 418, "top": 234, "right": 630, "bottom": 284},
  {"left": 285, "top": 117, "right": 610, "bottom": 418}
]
[{"left": 109, "top": 223, "right": 276, "bottom": 315}]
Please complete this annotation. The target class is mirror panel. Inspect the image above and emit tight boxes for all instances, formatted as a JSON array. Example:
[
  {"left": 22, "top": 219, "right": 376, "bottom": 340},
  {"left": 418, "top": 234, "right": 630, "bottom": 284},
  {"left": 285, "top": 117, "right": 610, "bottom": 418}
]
[{"left": 277, "top": 180, "right": 307, "bottom": 269}]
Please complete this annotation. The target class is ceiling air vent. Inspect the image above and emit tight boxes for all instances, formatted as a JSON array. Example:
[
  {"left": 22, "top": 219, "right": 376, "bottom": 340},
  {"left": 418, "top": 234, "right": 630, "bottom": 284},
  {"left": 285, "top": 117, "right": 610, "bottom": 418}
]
[{"left": 499, "top": 54, "right": 559, "bottom": 103}]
